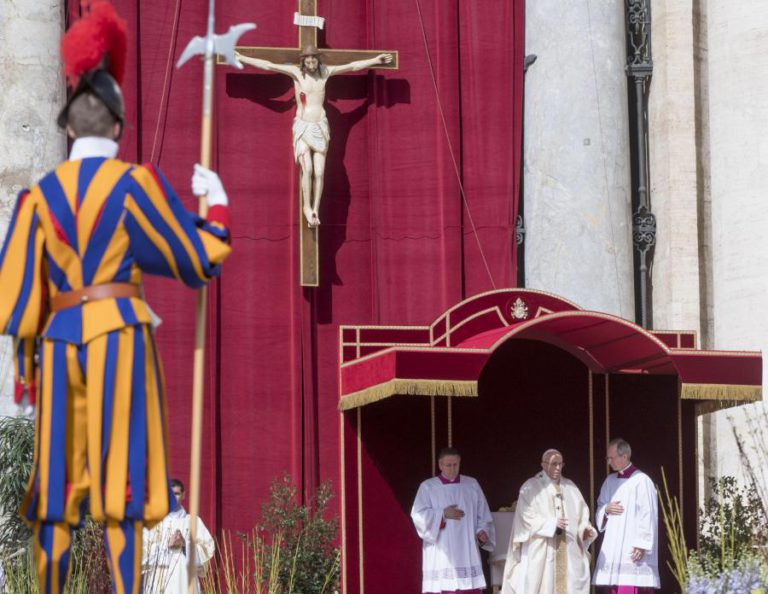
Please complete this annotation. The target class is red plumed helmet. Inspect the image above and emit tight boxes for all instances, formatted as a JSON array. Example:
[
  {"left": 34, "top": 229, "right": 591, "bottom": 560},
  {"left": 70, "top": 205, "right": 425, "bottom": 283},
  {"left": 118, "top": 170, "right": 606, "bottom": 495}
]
[{"left": 62, "top": 0, "right": 127, "bottom": 87}]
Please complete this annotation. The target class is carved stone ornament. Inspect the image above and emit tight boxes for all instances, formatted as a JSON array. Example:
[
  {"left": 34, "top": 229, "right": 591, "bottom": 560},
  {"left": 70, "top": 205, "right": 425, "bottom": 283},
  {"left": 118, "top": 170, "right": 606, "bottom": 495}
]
[{"left": 510, "top": 297, "right": 529, "bottom": 320}]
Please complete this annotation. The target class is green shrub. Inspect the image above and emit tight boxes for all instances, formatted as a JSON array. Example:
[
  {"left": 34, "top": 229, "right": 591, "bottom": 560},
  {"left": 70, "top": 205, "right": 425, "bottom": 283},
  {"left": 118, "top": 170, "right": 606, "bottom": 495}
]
[
  {"left": 200, "top": 475, "right": 340, "bottom": 594},
  {"left": 260, "top": 474, "right": 340, "bottom": 594},
  {"left": 699, "top": 476, "right": 767, "bottom": 573},
  {"left": 0, "top": 416, "right": 34, "bottom": 552}
]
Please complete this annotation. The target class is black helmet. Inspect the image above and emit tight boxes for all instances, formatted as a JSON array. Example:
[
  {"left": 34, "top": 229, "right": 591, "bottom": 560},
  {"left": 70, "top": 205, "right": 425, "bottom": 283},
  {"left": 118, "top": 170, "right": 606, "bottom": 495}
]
[{"left": 57, "top": 68, "right": 125, "bottom": 131}]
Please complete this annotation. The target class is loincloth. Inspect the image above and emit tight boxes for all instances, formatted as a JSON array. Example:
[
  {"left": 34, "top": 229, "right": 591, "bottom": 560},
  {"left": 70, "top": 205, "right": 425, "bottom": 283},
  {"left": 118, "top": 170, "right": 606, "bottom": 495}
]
[{"left": 292, "top": 117, "right": 330, "bottom": 162}]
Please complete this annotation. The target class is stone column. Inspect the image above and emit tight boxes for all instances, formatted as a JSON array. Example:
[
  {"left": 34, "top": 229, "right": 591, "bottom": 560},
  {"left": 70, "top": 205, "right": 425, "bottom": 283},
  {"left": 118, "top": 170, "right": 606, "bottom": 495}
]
[
  {"left": 647, "top": 0, "right": 703, "bottom": 336},
  {"left": 703, "top": 0, "right": 768, "bottom": 484},
  {"left": 0, "top": 1, "right": 65, "bottom": 415},
  {"left": 707, "top": 2, "right": 768, "bottom": 370},
  {"left": 524, "top": 0, "right": 634, "bottom": 318}
]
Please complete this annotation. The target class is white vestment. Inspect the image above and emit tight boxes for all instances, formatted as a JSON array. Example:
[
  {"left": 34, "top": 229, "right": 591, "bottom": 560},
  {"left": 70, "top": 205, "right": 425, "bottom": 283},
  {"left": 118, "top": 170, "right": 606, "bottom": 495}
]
[
  {"left": 142, "top": 507, "right": 215, "bottom": 594},
  {"left": 592, "top": 468, "right": 660, "bottom": 588},
  {"left": 292, "top": 116, "right": 330, "bottom": 161},
  {"left": 411, "top": 475, "right": 496, "bottom": 593},
  {"left": 501, "top": 472, "right": 595, "bottom": 594}
]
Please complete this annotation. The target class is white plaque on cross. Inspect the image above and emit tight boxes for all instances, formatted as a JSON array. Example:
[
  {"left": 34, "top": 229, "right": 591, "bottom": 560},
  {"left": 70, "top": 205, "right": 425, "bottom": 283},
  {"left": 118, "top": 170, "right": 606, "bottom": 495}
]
[{"left": 293, "top": 12, "right": 325, "bottom": 29}]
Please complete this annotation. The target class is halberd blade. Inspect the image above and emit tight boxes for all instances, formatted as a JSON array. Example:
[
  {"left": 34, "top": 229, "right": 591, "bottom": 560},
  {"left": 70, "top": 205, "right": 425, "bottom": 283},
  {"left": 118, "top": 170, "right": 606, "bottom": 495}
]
[
  {"left": 216, "top": 23, "right": 257, "bottom": 69},
  {"left": 176, "top": 35, "right": 206, "bottom": 68}
]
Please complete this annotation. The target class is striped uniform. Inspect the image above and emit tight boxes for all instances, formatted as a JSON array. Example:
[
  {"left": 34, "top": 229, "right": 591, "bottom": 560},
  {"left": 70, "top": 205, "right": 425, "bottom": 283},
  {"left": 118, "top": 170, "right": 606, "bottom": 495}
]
[{"left": 0, "top": 155, "right": 231, "bottom": 593}]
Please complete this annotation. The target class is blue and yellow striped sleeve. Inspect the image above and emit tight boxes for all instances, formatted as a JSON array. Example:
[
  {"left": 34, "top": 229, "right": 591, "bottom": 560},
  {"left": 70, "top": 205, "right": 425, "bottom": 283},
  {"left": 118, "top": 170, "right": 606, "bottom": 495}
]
[
  {"left": 0, "top": 189, "right": 47, "bottom": 339},
  {"left": 124, "top": 164, "right": 231, "bottom": 289},
  {"left": 0, "top": 189, "right": 46, "bottom": 401}
]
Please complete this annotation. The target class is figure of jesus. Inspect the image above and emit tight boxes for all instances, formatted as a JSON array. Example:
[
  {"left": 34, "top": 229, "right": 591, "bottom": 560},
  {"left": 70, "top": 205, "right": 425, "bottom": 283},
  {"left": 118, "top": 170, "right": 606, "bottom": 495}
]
[{"left": 236, "top": 45, "right": 393, "bottom": 227}]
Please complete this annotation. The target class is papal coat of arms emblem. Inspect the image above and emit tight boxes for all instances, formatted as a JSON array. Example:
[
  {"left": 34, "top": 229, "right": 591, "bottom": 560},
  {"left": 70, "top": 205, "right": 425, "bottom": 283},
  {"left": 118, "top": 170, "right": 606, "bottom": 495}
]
[{"left": 510, "top": 297, "right": 529, "bottom": 320}]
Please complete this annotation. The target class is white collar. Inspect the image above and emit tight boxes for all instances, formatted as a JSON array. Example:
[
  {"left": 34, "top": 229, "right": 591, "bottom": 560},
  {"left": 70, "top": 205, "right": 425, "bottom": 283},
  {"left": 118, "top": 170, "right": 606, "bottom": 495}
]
[
  {"left": 168, "top": 505, "right": 188, "bottom": 519},
  {"left": 68, "top": 137, "right": 119, "bottom": 161},
  {"left": 537, "top": 471, "right": 560, "bottom": 488}
]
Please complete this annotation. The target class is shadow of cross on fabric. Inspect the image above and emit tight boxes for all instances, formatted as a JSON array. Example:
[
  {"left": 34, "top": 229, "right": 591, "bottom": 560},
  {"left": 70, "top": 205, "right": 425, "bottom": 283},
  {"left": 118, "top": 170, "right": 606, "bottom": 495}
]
[
  {"left": 225, "top": 0, "right": 399, "bottom": 287},
  {"left": 224, "top": 71, "right": 411, "bottom": 298},
  {"left": 223, "top": 69, "right": 409, "bottom": 289}
]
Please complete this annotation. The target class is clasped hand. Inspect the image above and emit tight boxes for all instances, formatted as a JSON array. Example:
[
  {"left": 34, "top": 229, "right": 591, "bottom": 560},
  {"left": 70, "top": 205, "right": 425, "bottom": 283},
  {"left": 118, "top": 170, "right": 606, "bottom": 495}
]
[
  {"left": 443, "top": 505, "right": 488, "bottom": 545},
  {"left": 168, "top": 529, "right": 185, "bottom": 550},
  {"left": 443, "top": 504, "right": 464, "bottom": 520},
  {"left": 557, "top": 518, "right": 596, "bottom": 540}
]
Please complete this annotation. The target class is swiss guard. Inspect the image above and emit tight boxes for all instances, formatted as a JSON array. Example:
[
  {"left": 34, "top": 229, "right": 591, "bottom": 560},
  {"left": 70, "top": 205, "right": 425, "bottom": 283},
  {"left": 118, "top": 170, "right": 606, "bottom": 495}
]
[{"left": 0, "top": 2, "right": 232, "bottom": 592}]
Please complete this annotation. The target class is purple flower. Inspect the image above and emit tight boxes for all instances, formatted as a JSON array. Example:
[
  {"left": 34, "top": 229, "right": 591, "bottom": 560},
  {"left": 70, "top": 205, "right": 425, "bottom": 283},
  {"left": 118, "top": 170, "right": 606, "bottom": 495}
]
[{"left": 686, "top": 559, "right": 765, "bottom": 594}]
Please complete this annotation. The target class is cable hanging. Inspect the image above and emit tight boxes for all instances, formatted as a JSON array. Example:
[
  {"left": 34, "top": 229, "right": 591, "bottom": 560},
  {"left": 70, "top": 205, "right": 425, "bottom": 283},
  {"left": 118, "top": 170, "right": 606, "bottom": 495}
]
[
  {"left": 413, "top": 0, "right": 497, "bottom": 290},
  {"left": 150, "top": 0, "right": 183, "bottom": 163}
]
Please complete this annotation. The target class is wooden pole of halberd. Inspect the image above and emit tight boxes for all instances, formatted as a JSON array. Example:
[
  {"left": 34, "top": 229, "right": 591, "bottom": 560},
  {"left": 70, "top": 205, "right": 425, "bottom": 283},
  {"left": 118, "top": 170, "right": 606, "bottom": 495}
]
[{"left": 187, "top": 2, "right": 215, "bottom": 592}]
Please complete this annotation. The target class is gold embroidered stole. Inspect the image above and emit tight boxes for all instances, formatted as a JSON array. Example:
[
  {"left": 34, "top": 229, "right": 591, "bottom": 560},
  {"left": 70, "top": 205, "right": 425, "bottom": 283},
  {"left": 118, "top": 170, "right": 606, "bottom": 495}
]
[{"left": 553, "top": 483, "right": 568, "bottom": 594}]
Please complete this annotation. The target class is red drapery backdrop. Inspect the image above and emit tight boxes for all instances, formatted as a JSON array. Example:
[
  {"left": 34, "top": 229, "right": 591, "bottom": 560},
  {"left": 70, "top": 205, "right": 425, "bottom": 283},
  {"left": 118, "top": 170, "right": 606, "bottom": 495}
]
[{"left": 66, "top": 0, "right": 525, "bottom": 538}]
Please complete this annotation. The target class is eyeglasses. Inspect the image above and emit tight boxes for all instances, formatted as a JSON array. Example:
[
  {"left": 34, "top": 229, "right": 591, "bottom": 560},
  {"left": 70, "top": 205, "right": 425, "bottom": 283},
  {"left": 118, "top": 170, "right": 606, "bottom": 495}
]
[{"left": 544, "top": 461, "right": 565, "bottom": 468}]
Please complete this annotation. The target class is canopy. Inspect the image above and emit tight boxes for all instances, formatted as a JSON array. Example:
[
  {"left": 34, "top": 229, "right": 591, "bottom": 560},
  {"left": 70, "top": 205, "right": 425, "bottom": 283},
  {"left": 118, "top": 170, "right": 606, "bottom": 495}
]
[{"left": 339, "top": 289, "right": 762, "bottom": 409}]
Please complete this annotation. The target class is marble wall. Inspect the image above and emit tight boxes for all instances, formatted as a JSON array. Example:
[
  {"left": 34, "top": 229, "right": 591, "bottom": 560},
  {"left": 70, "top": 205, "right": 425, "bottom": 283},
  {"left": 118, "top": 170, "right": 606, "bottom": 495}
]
[
  {"left": 707, "top": 2, "right": 768, "bottom": 371},
  {"left": 523, "top": 0, "right": 634, "bottom": 318},
  {"left": 0, "top": 0, "right": 65, "bottom": 415},
  {"left": 701, "top": 0, "right": 768, "bottom": 487}
]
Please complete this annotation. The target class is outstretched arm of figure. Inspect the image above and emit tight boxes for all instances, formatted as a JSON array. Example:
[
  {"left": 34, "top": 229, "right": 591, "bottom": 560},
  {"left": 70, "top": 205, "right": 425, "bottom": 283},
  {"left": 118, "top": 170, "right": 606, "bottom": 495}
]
[
  {"left": 235, "top": 51, "right": 298, "bottom": 77},
  {"left": 327, "top": 53, "right": 393, "bottom": 76}
]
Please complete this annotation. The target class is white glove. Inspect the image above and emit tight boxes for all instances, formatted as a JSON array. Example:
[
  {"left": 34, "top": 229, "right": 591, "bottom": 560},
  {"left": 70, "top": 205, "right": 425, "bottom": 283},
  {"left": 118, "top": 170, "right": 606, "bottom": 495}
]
[{"left": 191, "top": 163, "right": 228, "bottom": 207}]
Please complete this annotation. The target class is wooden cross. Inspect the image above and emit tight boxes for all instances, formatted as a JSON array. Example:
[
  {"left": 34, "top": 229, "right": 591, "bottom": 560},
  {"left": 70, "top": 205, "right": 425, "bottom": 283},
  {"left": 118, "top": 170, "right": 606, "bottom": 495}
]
[{"left": 234, "top": 0, "right": 398, "bottom": 287}]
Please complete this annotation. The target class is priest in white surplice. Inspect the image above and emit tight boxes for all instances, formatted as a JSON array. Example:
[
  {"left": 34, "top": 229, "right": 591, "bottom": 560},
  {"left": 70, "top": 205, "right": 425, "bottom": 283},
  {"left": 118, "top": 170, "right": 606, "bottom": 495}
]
[
  {"left": 142, "top": 479, "right": 216, "bottom": 594},
  {"left": 411, "top": 447, "right": 495, "bottom": 594},
  {"left": 592, "top": 439, "right": 660, "bottom": 593},
  {"left": 501, "top": 449, "right": 596, "bottom": 594}
]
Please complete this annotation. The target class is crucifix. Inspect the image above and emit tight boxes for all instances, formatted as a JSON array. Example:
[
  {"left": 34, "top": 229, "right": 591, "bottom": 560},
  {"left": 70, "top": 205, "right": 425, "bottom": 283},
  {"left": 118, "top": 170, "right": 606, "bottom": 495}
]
[{"left": 232, "top": 0, "right": 398, "bottom": 286}]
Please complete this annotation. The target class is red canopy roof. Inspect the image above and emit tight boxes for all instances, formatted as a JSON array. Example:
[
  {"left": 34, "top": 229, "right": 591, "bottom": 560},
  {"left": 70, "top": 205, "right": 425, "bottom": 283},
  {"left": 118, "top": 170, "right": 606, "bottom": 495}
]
[{"left": 339, "top": 289, "right": 762, "bottom": 409}]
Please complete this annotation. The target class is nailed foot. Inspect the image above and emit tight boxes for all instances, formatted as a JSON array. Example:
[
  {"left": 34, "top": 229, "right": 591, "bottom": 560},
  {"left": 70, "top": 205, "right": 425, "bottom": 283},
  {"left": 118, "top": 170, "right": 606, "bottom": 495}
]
[{"left": 303, "top": 205, "right": 316, "bottom": 228}]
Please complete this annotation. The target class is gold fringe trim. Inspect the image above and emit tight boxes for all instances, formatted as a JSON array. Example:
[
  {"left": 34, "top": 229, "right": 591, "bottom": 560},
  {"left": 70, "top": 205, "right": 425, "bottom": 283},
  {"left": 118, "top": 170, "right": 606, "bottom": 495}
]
[
  {"left": 680, "top": 383, "right": 762, "bottom": 402},
  {"left": 339, "top": 379, "right": 478, "bottom": 411}
]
